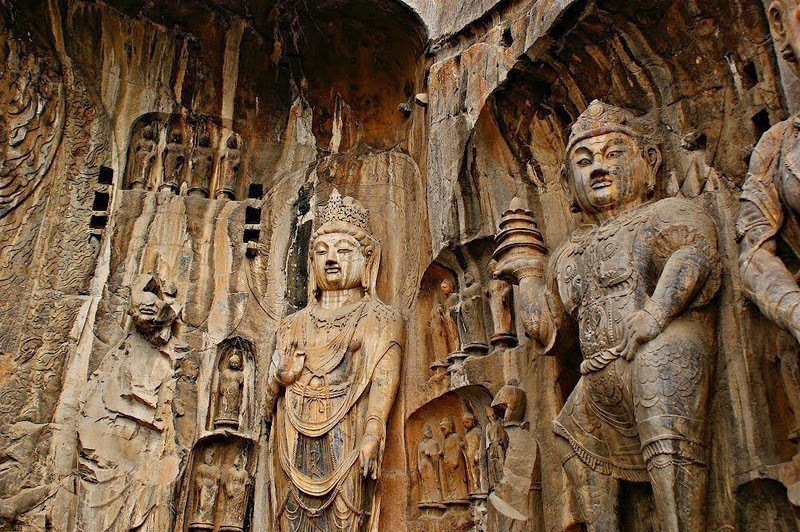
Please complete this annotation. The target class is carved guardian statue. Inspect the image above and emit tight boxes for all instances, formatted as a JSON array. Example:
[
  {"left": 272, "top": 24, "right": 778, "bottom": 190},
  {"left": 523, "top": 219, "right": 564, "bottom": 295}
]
[
  {"left": 266, "top": 189, "right": 404, "bottom": 530},
  {"left": 738, "top": 0, "right": 800, "bottom": 444},
  {"left": 494, "top": 101, "right": 721, "bottom": 530}
]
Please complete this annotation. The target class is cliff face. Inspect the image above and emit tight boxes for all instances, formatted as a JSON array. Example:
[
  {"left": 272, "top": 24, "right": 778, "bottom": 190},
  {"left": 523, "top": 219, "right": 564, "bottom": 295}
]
[{"left": 0, "top": 0, "right": 798, "bottom": 530}]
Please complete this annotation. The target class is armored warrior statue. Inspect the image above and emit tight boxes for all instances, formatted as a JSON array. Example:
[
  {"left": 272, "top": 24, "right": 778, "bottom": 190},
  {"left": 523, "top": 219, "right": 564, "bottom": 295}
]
[
  {"left": 494, "top": 101, "right": 720, "bottom": 531},
  {"left": 266, "top": 189, "right": 404, "bottom": 530},
  {"left": 738, "top": 0, "right": 800, "bottom": 442},
  {"left": 129, "top": 124, "right": 157, "bottom": 190},
  {"left": 417, "top": 422, "right": 444, "bottom": 508}
]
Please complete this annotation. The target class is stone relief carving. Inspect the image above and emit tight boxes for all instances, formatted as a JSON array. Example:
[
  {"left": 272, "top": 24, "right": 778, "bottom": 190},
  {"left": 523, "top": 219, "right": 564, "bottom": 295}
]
[
  {"left": 215, "top": 350, "right": 244, "bottom": 430},
  {"left": 216, "top": 134, "right": 242, "bottom": 200},
  {"left": 161, "top": 128, "right": 188, "bottom": 194},
  {"left": 179, "top": 438, "right": 253, "bottom": 532},
  {"left": 203, "top": 337, "right": 256, "bottom": 437},
  {"left": 486, "top": 260, "right": 516, "bottom": 350},
  {"left": 122, "top": 116, "right": 247, "bottom": 199},
  {"left": 77, "top": 273, "right": 188, "bottom": 531},
  {"left": 439, "top": 415, "right": 470, "bottom": 507},
  {"left": 191, "top": 448, "right": 219, "bottom": 530},
  {"left": 219, "top": 451, "right": 250, "bottom": 531},
  {"left": 429, "top": 277, "right": 461, "bottom": 373},
  {"left": 463, "top": 411, "right": 488, "bottom": 500},
  {"left": 417, "top": 422, "right": 445, "bottom": 510},
  {"left": 457, "top": 273, "right": 489, "bottom": 356},
  {"left": 265, "top": 189, "right": 405, "bottom": 530},
  {"left": 128, "top": 124, "right": 158, "bottom": 191},
  {"left": 188, "top": 133, "right": 214, "bottom": 198},
  {"left": 485, "top": 405, "right": 508, "bottom": 489},
  {"left": 494, "top": 101, "right": 721, "bottom": 530}
]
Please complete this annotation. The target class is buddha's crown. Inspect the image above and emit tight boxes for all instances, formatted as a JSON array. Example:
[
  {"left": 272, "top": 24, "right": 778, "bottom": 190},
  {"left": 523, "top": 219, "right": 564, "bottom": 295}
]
[
  {"left": 318, "top": 189, "right": 369, "bottom": 231},
  {"left": 567, "top": 100, "right": 642, "bottom": 152}
]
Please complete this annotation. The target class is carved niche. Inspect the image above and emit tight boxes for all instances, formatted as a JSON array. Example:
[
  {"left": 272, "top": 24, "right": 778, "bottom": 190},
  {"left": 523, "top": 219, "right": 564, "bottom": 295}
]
[
  {"left": 123, "top": 114, "right": 247, "bottom": 200},
  {"left": 177, "top": 435, "right": 254, "bottom": 532},
  {"left": 205, "top": 337, "right": 256, "bottom": 435}
]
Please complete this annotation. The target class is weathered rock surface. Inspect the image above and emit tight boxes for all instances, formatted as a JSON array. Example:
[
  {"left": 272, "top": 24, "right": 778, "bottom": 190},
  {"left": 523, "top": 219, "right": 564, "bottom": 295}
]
[{"left": 0, "top": 0, "right": 799, "bottom": 530}]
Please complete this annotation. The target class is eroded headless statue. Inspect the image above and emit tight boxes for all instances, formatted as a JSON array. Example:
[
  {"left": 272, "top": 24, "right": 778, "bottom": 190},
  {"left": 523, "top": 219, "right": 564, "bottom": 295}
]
[
  {"left": 266, "top": 189, "right": 404, "bottom": 531},
  {"left": 494, "top": 101, "right": 720, "bottom": 531}
]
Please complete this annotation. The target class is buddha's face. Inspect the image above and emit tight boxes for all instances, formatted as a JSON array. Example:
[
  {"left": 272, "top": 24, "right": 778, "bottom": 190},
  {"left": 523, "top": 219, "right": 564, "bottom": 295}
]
[
  {"left": 130, "top": 282, "right": 177, "bottom": 333},
  {"left": 463, "top": 415, "right": 475, "bottom": 430},
  {"left": 203, "top": 449, "right": 214, "bottom": 465},
  {"left": 228, "top": 353, "right": 242, "bottom": 370},
  {"left": 312, "top": 232, "right": 367, "bottom": 292},
  {"left": 440, "top": 280, "right": 455, "bottom": 296},
  {"left": 568, "top": 132, "right": 654, "bottom": 215},
  {"left": 439, "top": 418, "right": 453, "bottom": 437},
  {"left": 423, "top": 423, "right": 433, "bottom": 439},
  {"left": 769, "top": 0, "right": 800, "bottom": 72}
]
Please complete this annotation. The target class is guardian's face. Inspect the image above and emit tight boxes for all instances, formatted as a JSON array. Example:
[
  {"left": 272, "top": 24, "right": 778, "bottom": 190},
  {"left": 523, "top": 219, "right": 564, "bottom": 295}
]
[
  {"left": 568, "top": 133, "right": 650, "bottom": 214},
  {"left": 311, "top": 233, "right": 366, "bottom": 292}
]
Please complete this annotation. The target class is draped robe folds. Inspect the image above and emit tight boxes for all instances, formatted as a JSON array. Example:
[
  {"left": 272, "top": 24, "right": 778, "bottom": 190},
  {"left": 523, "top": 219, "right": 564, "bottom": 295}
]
[{"left": 270, "top": 298, "right": 402, "bottom": 531}]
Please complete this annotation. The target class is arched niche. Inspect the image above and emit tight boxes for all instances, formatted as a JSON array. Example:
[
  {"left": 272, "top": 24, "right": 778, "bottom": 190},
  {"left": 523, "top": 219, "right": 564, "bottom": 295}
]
[
  {"left": 282, "top": 0, "right": 428, "bottom": 151},
  {"left": 204, "top": 336, "right": 257, "bottom": 437},
  {"left": 174, "top": 432, "right": 256, "bottom": 532},
  {"left": 404, "top": 387, "right": 494, "bottom": 522}
]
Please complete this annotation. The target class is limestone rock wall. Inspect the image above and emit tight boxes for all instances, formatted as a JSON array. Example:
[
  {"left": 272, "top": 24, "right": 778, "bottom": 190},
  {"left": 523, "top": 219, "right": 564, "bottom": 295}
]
[{"left": 0, "top": 0, "right": 798, "bottom": 530}]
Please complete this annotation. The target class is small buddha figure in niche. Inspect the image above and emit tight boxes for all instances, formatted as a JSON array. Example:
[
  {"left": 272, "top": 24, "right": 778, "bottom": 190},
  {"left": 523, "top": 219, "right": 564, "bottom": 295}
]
[
  {"left": 219, "top": 451, "right": 250, "bottom": 531},
  {"left": 417, "top": 422, "right": 444, "bottom": 508},
  {"left": 265, "top": 189, "right": 404, "bottom": 530},
  {"left": 189, "top": 133, "right": 214, "bottom": 198},
  {"left": 129, "top": 123, "right": 157, "bottom": 190},
  {"left": 216, "top": 134, "right": 241, "bottom": 200},
  {"left": 429, "top": 278, "right": 461, "bottom": 370},
  {"left": 161, "top": 129, "right": 187, "bottom": 194},
  {"left": 485, "top": 405, "right": 508, "bottom": 488},
  {"left": 493, "top": 100, "right": 720, "bottom": 531},
  {"left": 215, "top": 352, "right": 244, "bottom": 430},
  {"left": 738, "top": 0, "right": 800, "bottom": 444},
  {"left": 462, "top": 411, "right": 487, "bottom": 499},
  {"left": 191, "top": 447, "right": 219, "bottom": 530},
  {"left": 439, "top": 416, "right": 470, "bottom": 505},
  {"left": 457, "top": 273, "right": 489, "bottom": 354}
]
